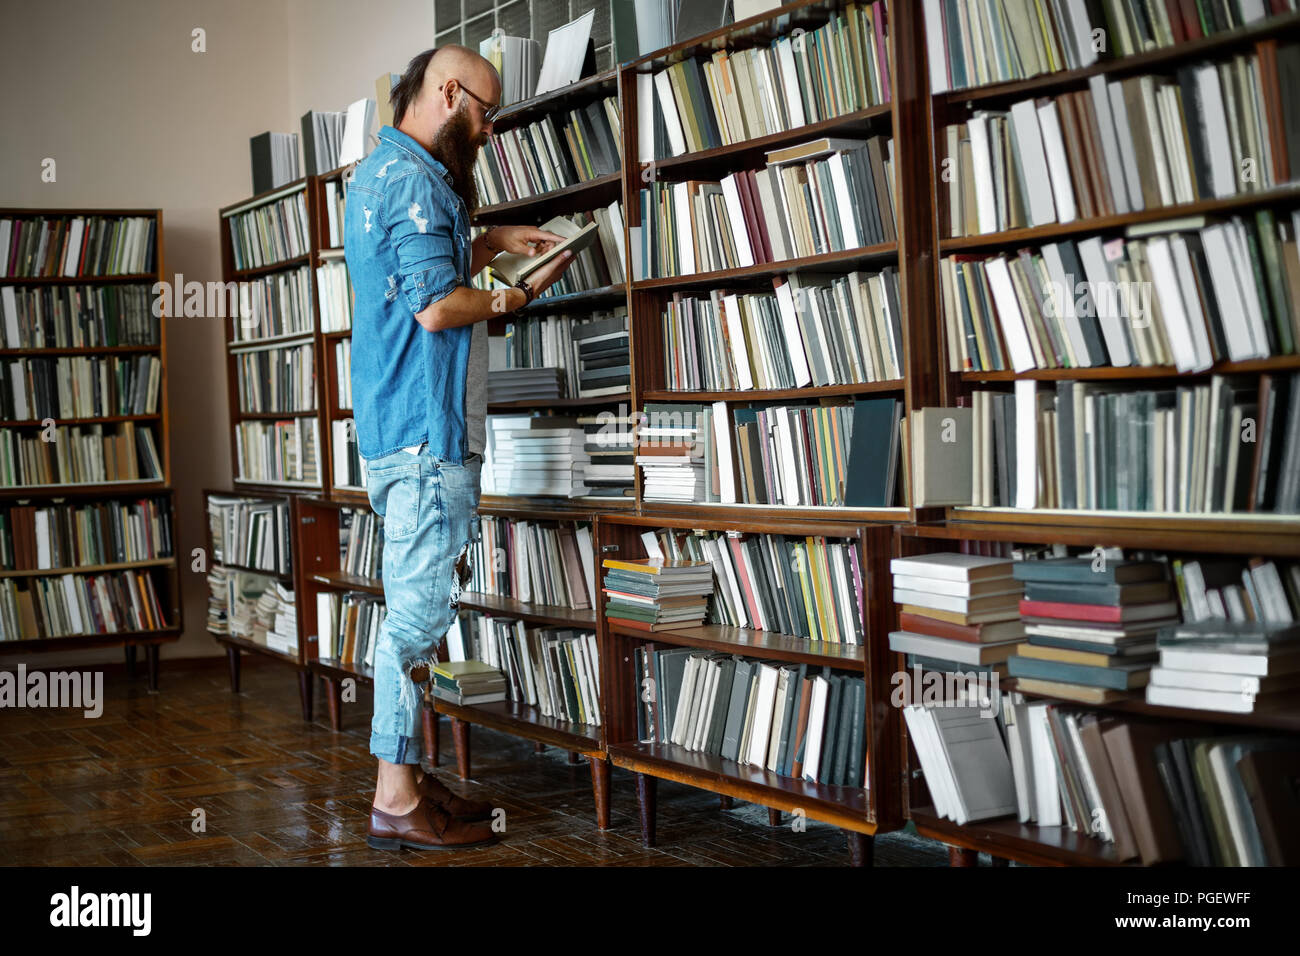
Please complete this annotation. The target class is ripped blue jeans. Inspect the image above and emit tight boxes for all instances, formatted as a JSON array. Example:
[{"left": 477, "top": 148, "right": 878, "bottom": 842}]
[{"left": 364, "top": 446, "right": 481, "bottom": 764}]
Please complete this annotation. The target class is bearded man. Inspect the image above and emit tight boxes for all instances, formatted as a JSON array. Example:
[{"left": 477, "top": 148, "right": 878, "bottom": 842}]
[{"left": 344, "top": 44, "right": 574, "bottom": 850}]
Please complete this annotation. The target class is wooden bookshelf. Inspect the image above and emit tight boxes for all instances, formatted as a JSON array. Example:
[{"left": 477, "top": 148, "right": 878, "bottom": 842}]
[{"left": 0, "top": 207, "right": 181, "bottom": 686}]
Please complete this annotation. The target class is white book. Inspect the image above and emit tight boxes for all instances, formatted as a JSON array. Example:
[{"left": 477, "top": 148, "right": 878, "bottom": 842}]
[
  {"left": 636, "top": 72, "right": 656, "bottom": 162},
  {"left": 1088, "top": 75, "right": 1131, "bottom": 215},
  {"left": 1144, "top": 236, "right": 1203, "bottom": 373},
  {"left": 672, "top": 183, "right": 695, "bottom": 275},
  {"left": 1009, "top": 99, "right": 1057, "bottom": 226},
  {"left": 1014, "top": 379, "right": 1039, "bottom": 509},
  {"left": 1036, "top": 100, "right": 1077, "bottom": 223},
  {"left": 652, "top": 70, "right": 687, "bottom": 157},
  {"left": 889, "top": 552, "right": 1014, "bottom": 581},
  {"left": 1107, "top": 81, "right": 1146, "bottom": 212},
  {"left": 1201, "top": 225, "right": 1264, "bottom": 361},
  {"left": 1167, "top": 235, "right": 1215, "bottom": 371},
  {"left": 772, "top": 279, "right": 813, "bottom": 387},
  {"left": 826, "top": 152, "right": 862, "bottom": 248},
  {"left": 985, "top": 256, "right": 1037, "bottom": 372},
  {"left": 1195, "top": 64, "right": 1238, "bottom": 199},
  {"left": 1077, "top": 236, "right": 1133, "bottom": 367},
  {"left": 720, "top": 293, "right": 753, "bottom": 389},
  {"left": 922, "top": 0, "right": 951, "bottom": 92},
  {"left": 773, "top": 37, "right": 806, "bottom": 128},
  {"left": 801, "top": 676, "right": 830, "bottom": 782},
  {"left": 719, "top": 173, "right": 756, "bottom": 267},
  {"left": 931, "top": 706, "right": 1019, "bottom": 825},
  {"left": 1027, "top": 701, "right": 1062, "bottom": 826},
  {"left": 967, "top": 113, "right": 999, "bottom": 234},
  {"left": 1041, "top": 243, "right": 1097, "bottom": 366}
]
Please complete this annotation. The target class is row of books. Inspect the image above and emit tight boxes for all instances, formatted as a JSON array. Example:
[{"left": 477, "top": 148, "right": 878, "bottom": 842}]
[
  {"left": 636, "top": 399, "right": 901, "bottom": 507},
  {"left": 335, "top": 339, "right": 351, "bottom": 409},
  {"left": 644, "top": 529, "right": 866, "bottom": 644},
  {"left": 0, "top": 354, "right": 161, "bottom": 421},
  {"left": 207, "top": 494, "right": 293, "bottom": 576},
  {"left": 941, "top": 213, "right": 1300, "bottom": 373},
  {"left": 482, "top": 413, "right": 635, "bottom": 498},
  {"left": 231, "top": 265, "right": 314, "bottom": 344},
  {"left": 922, "top": 0, "right": 1298, "bottom": 93},
  {"left": 943, "top": 55, "right": 1294, "bottom": 237},
  {"left": 478, "top": 32, "right": 539, "bottom": 107},
  {"left": 473, "top": 96, "right": 621, "bottom": 207},
  {"left": 248, "top": 131, "right": 301, "bottom": 195},
  {"left": 634, "top": 646, "right": 868, "bottom": 788},
  {"left": 637, "top": 136, "right": 896, "bottom": 280},
  {"left": 661, "top": 269, "right": 904, "bottom": 391},
  {"left": 492, "top": 308, "right": 629, "bottom": 400},
  {"left": 462, "top": 615, "right": 601, "bottom": 726},
  {"left": 0, "top": 497, "right": 173, "bottom": 571},
  {"left": 234, "top": 343, "right": 315, "bottom": 414},
  {"left": 0, "top": 284, "right": 159, "bottom": 349},
  {"left": 945, "top": 374, "right": 1300, "bottom": 514},
  {"left": 0, "top": 569, "right": 169, "bottom": 641},
  {"left": 469, "top": 517, "right": 595, "bottom": 610},
  {"left": 316, "top": 590, "right": 383, "bottom": 664},
  {"left": 317, "top": 260, "right": 352, "bottom": 333},
  {"left": 639, "top": 2, "right": 892, "bottom": 161},
  {"left": 331, "top": 419, "right": 365, "bottom": 490},
  {"left": 0, "top": 423, "right": 163, "bottom": 487},
  {"left": 225, "top": 190, "right": 311, "bottom": 272},
  {"left": 0, "top": 215, "right": 156, "bottom": 279},
  {"left": 519, "top": 206, "right": 628, "bottom": 297},
  {"left": 234, "top": 418, "right": 320, "bottom": 486},
  {"left": 339, "top": 507, "right": 383, "bottom": 582},
  {"left": 322, "top": 179, "right": 347, "bottom": 249}
]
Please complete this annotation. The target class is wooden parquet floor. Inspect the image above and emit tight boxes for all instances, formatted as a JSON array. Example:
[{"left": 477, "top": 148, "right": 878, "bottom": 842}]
[{"left": 0, "top": 658, "right": 950, "bottom": 866}]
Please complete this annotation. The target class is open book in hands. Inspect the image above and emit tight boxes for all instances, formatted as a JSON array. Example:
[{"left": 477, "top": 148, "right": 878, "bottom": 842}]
[{"left": 487, "top": 215, "right": 600, "bottom": 286}]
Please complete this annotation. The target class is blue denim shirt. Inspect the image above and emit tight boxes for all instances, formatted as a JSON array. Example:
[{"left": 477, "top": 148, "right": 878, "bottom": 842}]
[{"left": 344, "top": 125, "right": 473, "bottom": 463}]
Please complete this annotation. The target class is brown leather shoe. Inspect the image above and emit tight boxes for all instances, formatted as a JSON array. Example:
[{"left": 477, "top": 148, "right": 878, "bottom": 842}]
[
  {"left": 366, "top": 796, "right": 497, "bottom": 850},
  {"left": 418, "top": 773, "right": 494, "bottom": 822}
]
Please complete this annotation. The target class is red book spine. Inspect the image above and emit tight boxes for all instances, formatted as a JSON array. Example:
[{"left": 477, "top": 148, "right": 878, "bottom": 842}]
[{"left": 1019, "top": 598, "right": 1123, "bottom": 623}]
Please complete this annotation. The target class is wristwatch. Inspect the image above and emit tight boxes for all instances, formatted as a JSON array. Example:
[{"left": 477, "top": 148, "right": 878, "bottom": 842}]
[{"left": 513, "top": 278, "right": 535, "bottom": 308}]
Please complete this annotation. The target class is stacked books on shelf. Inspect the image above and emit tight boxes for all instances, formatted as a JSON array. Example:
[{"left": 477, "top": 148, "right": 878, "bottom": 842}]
[
  {"left": 482, "top": 414, "right": 590, "bottom": 497},
  {"left": 1007, "top": 557, "right": 1178, "bottom": 703},
  {"left": 942, "top": 212, "right": 1300, "bottom": 373},
  {"left": 0, "top": 354, "right": 161, "bottom": 419},
  {"left": 636, "top": 399, "right": 902, "bottom": 507},
  {"left": 890, "top": 553, "right": 1025, "bottom": 676},
  {"left": 316, "top": 259, "right": 353, "bottom": 332},
  {"left": 1148, "top": 619, "right": 1300, "bottom": 714},
  {"left": 941, "top": 53, "right": 1298, "bottom": 238},
  {"left": 0, "top": 423, "right": 163, "bottom": 487},
  {"left": 0, "top": 285, "right": 159, "bottom": 347},
  {"left": 225, "top": 190, "right": 310, "bottom": 271},
  {"left": 461, "top": 615, "right": 600, "bottom": 724},
  {"left": 322, "top": 178, "right": 348, "bottom": 248},
  {"left": 638, "top": 3, "right": 892, "bottom": 162},
  {"left": 206, "top": 565, "right": 231, "bottom": 634},
  {"left": 637, "top": 135, "right": 896, "bottom": 278},
  {"left": 602, "top": 556, "right": 714, "bottom": 632},
  {"left": 633, "top": 646, "right": 869, "bottom": 787},
  {"left": 922, "top": 0, "right": 1300, "bottom": 94},
  {"left": 207, "top": 495, "right": 292, "bottom": 575},
  {"left": 581, "top": 411, "right": 636, "bottom": 497},
  {"left": 645, "top": 526, "right": 866, "bottom": 643},
  {"left": 335, "top": 339, "right": 352, "bottom": 410},
  {"left": 485, "top": 367, "right": 564, "bottom": 404},
  {"left": 0, "top": 497, "right": 173, "bottom": 569},
  {"left": 234, "top": 343, "right": 315, "bottom": 413},
  {"left": 316, "top": 590, "right": 384, "bottom": 664},
  {"left": 469, "top": 517, "right": 595, "bottom": 609},
  {"left": 479, "top": 32, "right": 541, "bottom": 106},
  {"left": 661, "top": 270, "right": 903, "bottom": 390},
  {"left": 0, "top": 215, "right": 156, "bottom": 278},
  {"left": 0, "top": 568, "right": 169, "bottom": 640},
  {"left": 494, "top": 308, "right": 630, "bottom": 399},
  {"left": 331, "top": 418, "right": 365, "bottom": 490},
  {"left": 232, "top": 266, "right": 314, "bottom": 343},
  {"left": 339, "top": 508, "right": 383, "bottom": 581},
  {"left": 430, "top": 658, "right": 508, "bottom": 706},
  {"left": 258, "top": 581, "right": 298, "bottom": 655},
  {"left": 248, "top": 131, "right": 299, "bottom": 193},
  {"left": 473, "top": 95, "right": 621, "bottom": 205},
  {"left": 234, "top": 418, "right": 320, "bottom": 486},
  {"left": 955, "top": 373, "right": 1300, "bottom": 513},
  {"left": 300, "top": 109, "right": 345, "bottom": 175}
]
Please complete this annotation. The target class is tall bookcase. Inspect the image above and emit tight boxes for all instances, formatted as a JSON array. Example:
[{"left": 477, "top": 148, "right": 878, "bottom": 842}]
[{"left": 0, "top": 208, "right": 182, "bottom": 688}]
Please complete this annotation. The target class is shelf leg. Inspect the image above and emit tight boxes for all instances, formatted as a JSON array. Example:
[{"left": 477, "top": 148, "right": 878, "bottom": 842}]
[
  {"left": 124, "top": 644, "right": 137, "bottom": 679},
  {"left": 947, "top": 846, "right": 979, "bottom": 867},
  {"left": 846, "top": 832, "right": 874, "bottom": 868},
  {"left": 533, "top": 741, "right": 546, "bottom": 754},
  {"left": 767, "top": 808, "right": 782, "bottom": 827},
  {"left": 145, "top": 645, "right": 159, "bottom": 692},
  {"left": 420, "top": 697, "right": 438, "bottom": 767},
  {"left": 451, "top": 717, "right": 471, "bottom": 781},
  {"left": 226, "top": 645, "right": 241, "bottom": 693},
  {"left": 635, "top": 772, "right": 657, "bottom": 848},
  {"left": 590, "top": 757, "right": 610, "bottom": 831},
  {"left": 718, "top": 795, "right": 734, "bottom": 810},
  {"left": 297, "top": 669, "right": 313, "bottom": 721},
  {"left": 324, "top": 677, "right": 342, "bottom": 731},
  {"left": 567, "top": 750, "right": 580, "bottom": 765}
]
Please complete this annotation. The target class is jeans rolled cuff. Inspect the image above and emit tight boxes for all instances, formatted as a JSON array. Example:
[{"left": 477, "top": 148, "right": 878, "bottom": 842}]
[{"left": 370, "top": 732, "right": 423, "bottom": 766}]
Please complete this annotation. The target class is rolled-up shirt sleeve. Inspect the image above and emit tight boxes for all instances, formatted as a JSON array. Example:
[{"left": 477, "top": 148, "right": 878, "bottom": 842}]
[{"left": 384, "top": 170, "right": 459, "bottom": 314}]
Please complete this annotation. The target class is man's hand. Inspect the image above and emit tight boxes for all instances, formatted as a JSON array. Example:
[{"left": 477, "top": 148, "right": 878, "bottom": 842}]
[
  {"left": 487, "top": 225, "right": 565, "bottom": 256},
  {"left": 523, "top": 249, "right": 577, "bottom": 298}
]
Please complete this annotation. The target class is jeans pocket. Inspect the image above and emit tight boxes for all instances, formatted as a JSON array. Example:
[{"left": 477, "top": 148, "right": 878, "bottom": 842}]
[{"left": 383, "top": 473, "right": 421, "bottom": 539}]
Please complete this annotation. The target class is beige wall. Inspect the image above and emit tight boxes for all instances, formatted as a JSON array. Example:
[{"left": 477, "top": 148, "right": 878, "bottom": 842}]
[{"left": 0, "top": 0, "right": 436, "bottom": 666}]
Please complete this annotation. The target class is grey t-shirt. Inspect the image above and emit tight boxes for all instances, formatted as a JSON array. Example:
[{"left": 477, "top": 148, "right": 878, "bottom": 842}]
[{"left": 465, "top": 319, "right": 488, "bottom": 456}]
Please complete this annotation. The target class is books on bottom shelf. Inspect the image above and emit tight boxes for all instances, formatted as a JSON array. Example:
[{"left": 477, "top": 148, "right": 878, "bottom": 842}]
[
  {"left": 0, "top": 568, "right": 168, "bottom": 640},
  {"left": 0, "top": 422, "right": 163, "bottom": 487},
  {"left": 634, "top": 647, "right": 869, "bottom": 789},
  {"left": 208, "top": 567, "right": 292, "bottom": 650},
  {"left": 235, "top": 418, "right": 320, "bottom": 486},
  {"left": 461, "top": 614, "right": 601, "bottom": 727},
  {"left": 602, "top": 557, "right": 714, "bottom": 632},
  {"left": 470, "top": 517, "right": 595, "bottom": 609},
  {"left": 430, "top": 659, "right": 509, "bottom": 706},
  {"left": 207, "top": 494, "right": 292, "bottom": 575},
  {"left": 1147, "top": 620, "right": 1300, "bottom": 715},
  {"left": 316, "top": 590, "right": 384, "bottom": 665}
]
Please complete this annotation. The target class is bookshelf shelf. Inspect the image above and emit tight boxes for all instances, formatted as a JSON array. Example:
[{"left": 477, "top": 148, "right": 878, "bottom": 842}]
[
  {"left": 0, "top": 272, "right": 159, "bottom": 285},
  {"left": 633, "top": 0, "right": 851, "bottom": 68},
  {"left": 940, "top": 185, "right": 1300, "bottom": 253},
  {"left": 933, "top": 10, "right": 1300, "bottom": 108},
  {"left": 213, "top": 559, "right": 293, "bottom": 586},
  {"left": 941, "top": 509, "right": 1300, "bottom": 548},
  {"left": 491, "top": 68, "right": 620, "bottom": 129},
  {"left": 641, "top": 380, "right": 904, "bottom": 402},
  {"left": 0, "top": 479, "right": 169, "bottom": 499},
  {"left": 472, "top": 171, "right": 623, "bottom": 224},
  {"left": 310, "top": 656, "right": 374, "bottom": 685},
  {"left": 521, "top": 283, "right": 626, "bottom": 314},
  {"left": 0, "top": 557, "right": 174, "bottom": 579},
  {"left": 6, "top": 627, "right": 182, "bottom": 655},
  {"left": 211, "top": 631, "right": 299, "bottom": 666},
  {"left": 433, "top": 698, "right": 601, "bottom": 754},
  {"left": 233, "top": 409, "right": 320, "bottom": 421},
  {"left": 3, "top": 413, "right": 161, "bottom": 427},
  {"left": 906, "top": 519, "right": 1300, "bottom": 557},
  {"left": 228, "top": 331, "right": 317, "bottom": 352},
  {"left": 607, "top": 621, "right": 866, "bottom": 670},
  {"left": 309, "top": 569, "right": 381, "bottom": 595},
  {"left": 487, "top": 392, "right": 630, "bottom": 411},
  {"left": 228, "top": 253, "right": 312, "bottom": 280},
  {"left": 0, "top": 345, "right": 159, "bottom": 357},
  {"left": 909, "top": 807, "right": 1127, "bottom": 867},
  {"left": 959, "top": 355, "right": 1300, "bottom": 383},
  {"left": 631, "top": 242, "right": 898, "bottom": 291},
  {"left": 457, "top": 591, "right": 596, "bottom": 629},
  {"left": 638, "top": 502, "right": 909, "bottom": 521}
]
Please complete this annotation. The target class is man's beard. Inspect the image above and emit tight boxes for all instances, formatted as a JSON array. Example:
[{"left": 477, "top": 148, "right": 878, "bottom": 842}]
[{"left": 429, "top": 102, "right": 482, "bottom": 213}]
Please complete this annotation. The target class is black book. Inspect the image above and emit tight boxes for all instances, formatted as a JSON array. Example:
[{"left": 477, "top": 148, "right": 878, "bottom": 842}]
[
  {"left": 1279, "top": 43, "right": 1300, "bottom": 182},
  {"left": 843, "top": 398, "right": 900, "bottom": 507},
  {"left": 818, "top": 673, "right": 844, "bottom": 785},
  {"left": 249, "top": 132, "right": 276, "bottom": 195}
]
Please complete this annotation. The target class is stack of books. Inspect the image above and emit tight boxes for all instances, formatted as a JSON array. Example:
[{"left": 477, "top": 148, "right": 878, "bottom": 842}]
[
  {"left": 485, "top": 367, "right": 564, "bottom": 404},
  {"left": 264, "top": 583, "right": 297, "bottom": 655},
  {"left": 581, "top": 412, "right": 635, "bottom": 497},
  {"left": 248, "top": 131, "right": 299, "bottom": 193},
  {"left": 1008, "top": 558, "right": 1178, "bottom": 703},
  {"left": 635, "top": 403, "right": 704, "bottom": 502},
  {"left": 602, "top": 557, "right": 714, "bottom": 632},
  {"left": 479, "top": 33, "right": 540, "bottom": 106},
  {"left": 483, "top": 415, "right": 590, "bottom": 497},
  {"left": 889, "top": 553, "right": 1024, "bottom": 676},
  {"left": 1147, "top": 620, "right": 1300, "bottom": 714},
  {"left": 430, "top": 659, "right": 508, "bottom": 706}
]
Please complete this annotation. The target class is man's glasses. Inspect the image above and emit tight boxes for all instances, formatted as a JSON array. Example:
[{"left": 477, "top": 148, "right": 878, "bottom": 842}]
[{"left": 440, "top": 80, "right": 501, "bottom": 123}]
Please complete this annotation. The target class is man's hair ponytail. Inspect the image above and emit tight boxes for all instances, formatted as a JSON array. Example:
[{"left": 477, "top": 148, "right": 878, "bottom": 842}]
[{"left": 391, "top": 48, "right": 436, "bottom": 127}]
